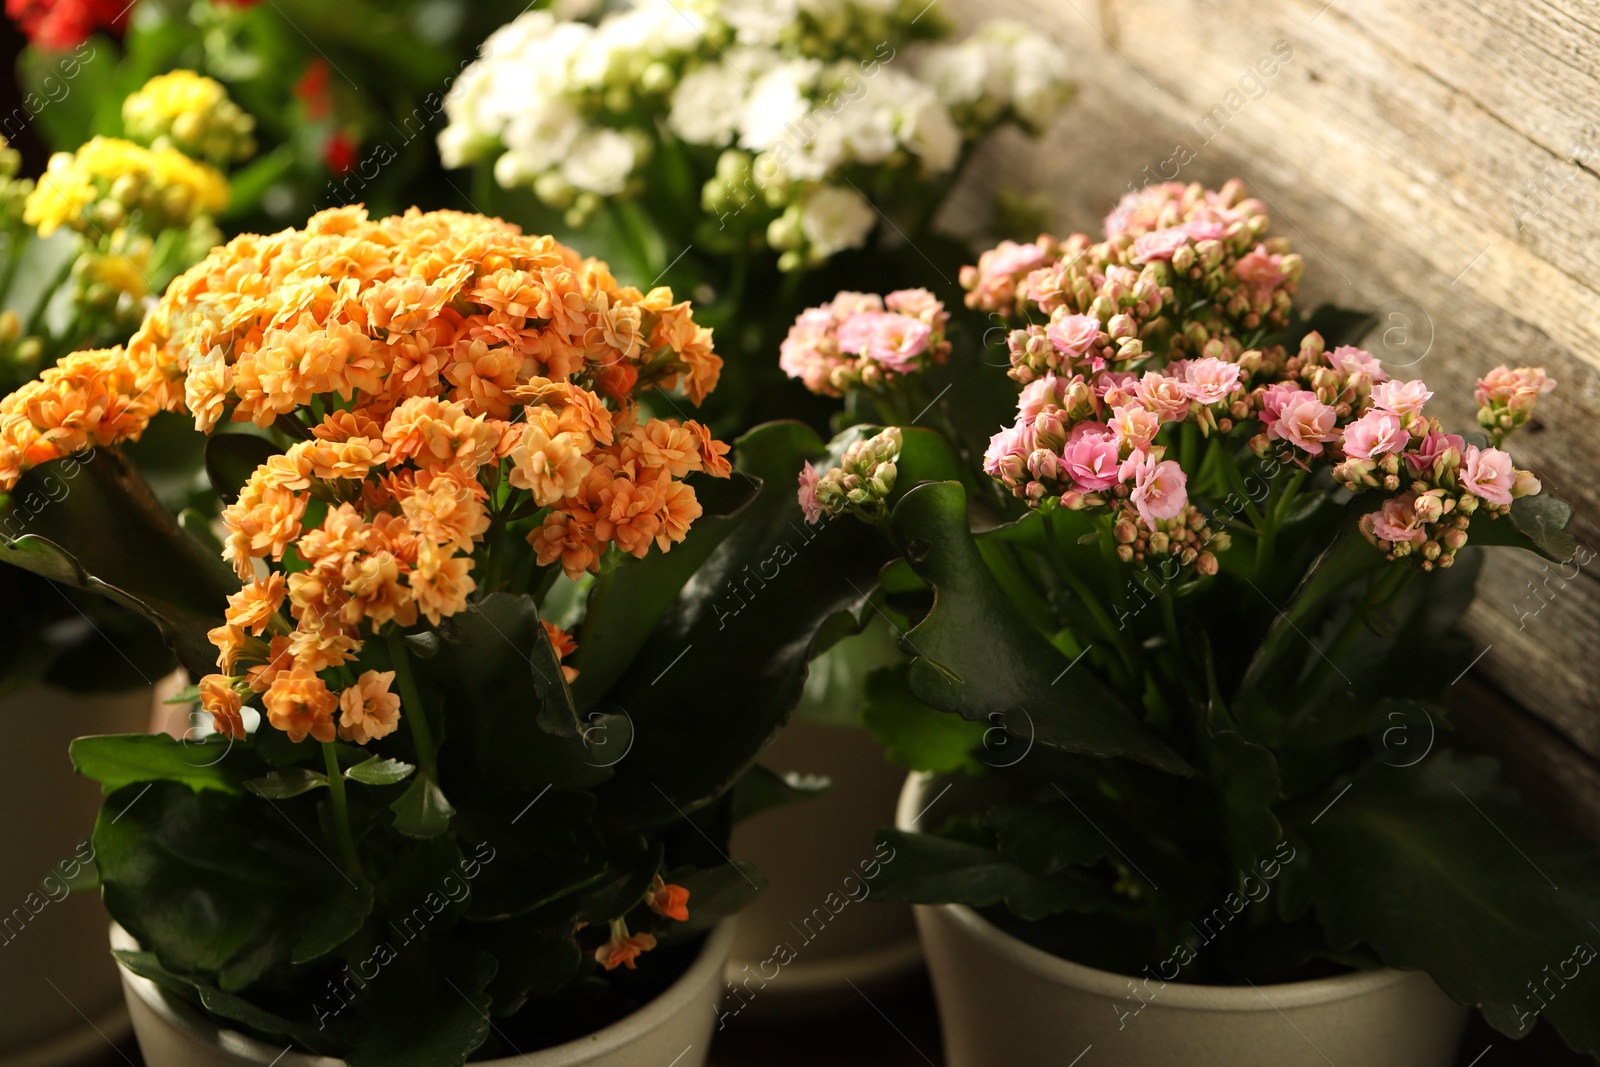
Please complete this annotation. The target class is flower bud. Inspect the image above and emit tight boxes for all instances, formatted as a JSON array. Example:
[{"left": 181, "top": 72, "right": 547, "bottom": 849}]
[{"left": 1511, "top": 470, "right": 1541, "bottom": 498}]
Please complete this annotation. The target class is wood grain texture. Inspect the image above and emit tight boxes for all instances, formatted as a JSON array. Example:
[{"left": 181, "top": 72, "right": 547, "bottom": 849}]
[{"left": 937, "top": 0, "right": 1600, "bottom": 769}]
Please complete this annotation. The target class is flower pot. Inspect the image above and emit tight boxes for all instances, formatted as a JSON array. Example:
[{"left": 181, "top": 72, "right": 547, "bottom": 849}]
[
  {"left": 0, "top": 681, "right": 156, "bottom": 1067},
  {"left": 112, "top": 919, "right": 738, "bottom": 1067},
  {"left": 895, "top": 772, "right": 1470, "bottom": 1067},
  {"left": 726, "top": 719, "right": 921, "bottom": 1020}
]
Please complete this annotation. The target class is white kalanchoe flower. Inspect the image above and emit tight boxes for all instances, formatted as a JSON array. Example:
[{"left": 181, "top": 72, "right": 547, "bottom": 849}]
[
  {"left": 669, "top": 63, "right": 753, "bottom": 145},
  {"left": 562, "top": 128, "right": 638, "bottom": 195},
  {"left": 797, "top": 184, "right": 877, "bottom": 259}
]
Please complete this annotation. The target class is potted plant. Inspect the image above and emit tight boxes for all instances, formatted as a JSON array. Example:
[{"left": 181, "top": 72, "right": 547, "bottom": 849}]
[
  {"left": 774, "top": 179, "right": 1600, "bottom": 1064},
  {"left": 437, "top": 6, "right": 1076, "bottom": 1005},
  {"left": 0, "top": 204, "right": 873, "bottom": 1066}
]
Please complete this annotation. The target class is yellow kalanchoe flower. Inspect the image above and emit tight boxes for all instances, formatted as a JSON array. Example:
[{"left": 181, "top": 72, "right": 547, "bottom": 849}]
[
  {"left": 123, "top": 70, "right": 256, "bottom": 164},
  {"left": 24, "top": 137, "right": 229, "bottom": 237}
]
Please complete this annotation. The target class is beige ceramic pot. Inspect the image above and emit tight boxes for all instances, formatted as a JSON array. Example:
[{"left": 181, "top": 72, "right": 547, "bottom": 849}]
[
  {"left": 113, "top": 919, "right": 737, "bottom": 1067},
  {"left": 0, "top": 681, "right": 156, "bottom": 1067},
  {"left": 896, "top": 772, "right": 1471, "bottom": 1067},
  {"left": 724, "top": 719, "right": 920, "bottom": 1020}
]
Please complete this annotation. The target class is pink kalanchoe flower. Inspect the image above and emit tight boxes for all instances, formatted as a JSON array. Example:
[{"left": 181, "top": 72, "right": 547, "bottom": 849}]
[
  {"left": 1371, "top": 379, "right": 1433, "bottom": 419},
  {"left": 1365, "top": 491, "right": 1429, "bottom": 546},
  {"left": 838, "top": 312, "right": 932, "bottom": 372},
  {"left": 984, "top": 423, "right": 1035, "bottom": 486},
  {"left": 1104, "top": 181, "right": 1187, "bottom": 238},
  {"left": 1134, "top": 371, "right": 1191, "bottom": 423},
  {"left": 1131, "top": 227, "right": 1191, "bottom": 264},
  {"left": 1109, "top": 403, "right": 1160, "bottom": 453},
  {"left": 1340, "top": 410, "right": 1408, "bottom": 461},
  {"left": 1123, "top": 452, "right": 1189, "bottom": 529},
  {"left": 1473, "top": 365, "right": 1556, "bottom": 413},
  {"left": 1046, "top": 313, "right": 1101, "bottom": 359},
  {"left": 1460, "top": 445, "right": 1516, "bottom": 506},
  {"left": 1234, "top": 243, "right": 1288, "bottom": 298},
  {"left": 1181, "top": 218, "right": 1227, "bottom": 242},
  {"left": 884, "top": 288, "right": 948, "bottom": 332},
  {"left": 798, "top": 462, "right": 823, "bottom": 523},
  {"left": 1257, "top": 381, "right": 1300, "bottom": 428},
  {"left": 1403, "top": 430, "right": 1465, "bottom": 479},
  {"left": 1095, "top": 370, "right": 1140, "bottom": 407},
  {"left": 1183, "top": 357, "right": 1242, "bottom": 406},
  {"left": 1061, "top": 423, "right": 1121, "bottom": 492},
  {"left": 779, "top": 308, "right": 840, "bottom": 394},
  {"left": 829, "top": 291, "right": 884, "bottom": 317},
  {"left": 1327, "top": 345, "right": 1390, "bottom": 384},
  {"left": 1018, "top": 374, "right": 1071, "bottom": 423},
  {"left": 1268, "top": 390, "right": 1338, "bottom": 454}
]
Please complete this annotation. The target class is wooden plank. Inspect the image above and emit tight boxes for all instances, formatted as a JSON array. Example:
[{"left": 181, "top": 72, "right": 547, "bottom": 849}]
[{"left": 938, "top": 0, "right": 1600, "bottom": 755}]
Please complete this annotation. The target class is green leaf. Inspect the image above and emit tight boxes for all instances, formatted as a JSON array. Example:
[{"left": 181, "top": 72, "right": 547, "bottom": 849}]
[
  {"left": 391, "top": 774, "right": 455, "bottom": 839},
  {"left": 1468, "top": 493, "right": 1578, "bottom": 563},
  {"left": 291, "top": 882, "right": 373, "bottom": 964},
  {"left": 731, "top": 763, "right": 831, "bottom": 824},
  {"left": 344, "top": 939, "right": 497, "bottom": 1067},
  {"left": 570, "top": 474, "right": 756, "bottom": 710},
  {"left": 95, "top": 782, "right": 349, "bottom": 992},
  {"left": 870, "top": 829, "right": 1100, "bottom": 921},
  {"left": 244, "top": 768, "right": 328, "bottom": 799},
  {"left": 345, "top": 755, "right": 416, "bottom": 786},
  {"left": 1299, "top": 752, "right": 1600, "bottom": 1055},
  {"left": 983, "top": 804, "right": 1107, "bottom": 877},
  {"left": 443, "top": 592, "right": 608, "bottom": 790},
  {"left": 861, "top": 665, "right": 987, "bottom": 774},
  {"left": 203, "top": 432, "right": 280, "bottom": 505},
  {"left": 113, "top": 949, "right": 333, "bottom": 1053},
  {"left": 1284, "top": 304, "right": 1376, "bottom": 351},
  {"left": 0, "top": 451, "right": 238, "bottom": 676},
  {"left": 889, "top": 481, "right": 1190, "bottom": 775},
  {"left": 71, "top": 734, "right": 247, "bottom": 795},
  {"left": 595, "top": 421, "right": 890, "bottom": 827}
]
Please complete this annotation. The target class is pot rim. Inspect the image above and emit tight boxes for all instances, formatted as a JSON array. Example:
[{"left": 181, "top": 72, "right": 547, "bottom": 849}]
[
  {"left": 112, "top": 918, "right": 737, "bottom": 1066},
  {"left": 894, "top": 770, "right": 1426, "bottom": 1013}
]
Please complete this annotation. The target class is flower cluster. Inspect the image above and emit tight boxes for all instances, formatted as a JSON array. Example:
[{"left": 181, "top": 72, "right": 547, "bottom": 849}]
[
  {"left": 956, "top": 180, "right": 1552, "bottom": 575},
  {"left": 5, "top": 0, "right": 128, "bottom": 50},
  {"left": 122, "top": 70, "right": 258, "bottom": 165},
  {"left": 799, "top": 426, "right": 901, "bottom": 525},
  {"left": 23, "top": 135, "right": 230, "bottom": 238},
  {"left": 439, "top": 2, "right": 1070, "bottom": 267},
  {"left": 0, "top": 207, "right": 732, "bottom": 744},
  {"left": 780, "top": 288, "right": 949, "bottom": 396}
]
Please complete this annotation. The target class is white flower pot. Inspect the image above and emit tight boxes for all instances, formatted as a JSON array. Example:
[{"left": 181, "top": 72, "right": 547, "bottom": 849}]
[
  {"left": 724, "top": 719, "right": 920, "bottom": 1020},
  {"left": 0, "top": 681, "right": 157, "bottom": 1067},
  {"left": 112, "top": 919, "right": 737, "bottom": 1067},
  {"left": 896, "top": 772, "right": 1471, "bottom": 1067}
]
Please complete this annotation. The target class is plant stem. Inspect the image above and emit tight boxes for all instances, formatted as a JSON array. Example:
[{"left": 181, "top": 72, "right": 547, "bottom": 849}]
[
  {"left": 1045, "top": 510, "right": 1139, "bottom": 688},
  {"left": 386, "top": 631, "right": 436, "bottom": 776},
  {"left": 322, "top": 742, "right": 362, "bottom": 878}
]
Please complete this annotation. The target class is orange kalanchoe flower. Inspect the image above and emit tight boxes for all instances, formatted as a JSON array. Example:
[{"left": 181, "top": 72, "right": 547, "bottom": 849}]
[
  {"left": 0, "top": 207, "right": 729, "bottom": 751},
  {"left": 645, "top": 876, "right": 690, "bottom": 923},
  {"left": 594, "top": 920, "right": 657, "bottom": 972}
]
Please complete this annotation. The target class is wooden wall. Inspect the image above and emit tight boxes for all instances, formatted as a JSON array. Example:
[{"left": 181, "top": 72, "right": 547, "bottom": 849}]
[{"left": 940, "top": 0, "right": 1600, "bottom": 838}]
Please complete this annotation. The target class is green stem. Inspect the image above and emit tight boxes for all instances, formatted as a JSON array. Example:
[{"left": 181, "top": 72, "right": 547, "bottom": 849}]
[
  {"left": 322, "top": 742, "right": 362, "bottom": 878},
  {"left": 386, "top": 631, "right": 436, "bottom": 776},
  {"left": 1045, "top": 511, "right": 1139, "bottom": 688}
]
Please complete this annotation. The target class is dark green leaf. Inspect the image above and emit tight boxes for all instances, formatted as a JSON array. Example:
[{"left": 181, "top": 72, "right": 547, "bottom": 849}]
[
  {"left": 1299, "top": 752, "right": 1600, "bottom": 1055},
  {"left": 596, "top": 421, "right": 888, "bottom": 827},
  {"left": 1468, "top": 494, "right": 1578, "bottom": 563},
  {"left": 889, "top": 481, "right": 1190, "bottom": 775},
  {"left": 658, "top": 862, "right": 766, "bottom": 939},
  {"left": 0, "top": 451, "right": 238, "bottom": 676},
  {"left": 870, "top": 829, "right": 1100, "bottom": 921},
  {"left": 731, "top": 763, "right": 831, "bottom": 824},
  {"left": 391, "top": 775, "right": 455, "bottom": 838},
  {"left": 244, "top": 768, "right": 328, "bottom": 800},
  {"left": 290, "top": 882, "right": 373, "bottom": 964},
  {"left": 203, "top": 433, "right": 280, "bottom": 506}
]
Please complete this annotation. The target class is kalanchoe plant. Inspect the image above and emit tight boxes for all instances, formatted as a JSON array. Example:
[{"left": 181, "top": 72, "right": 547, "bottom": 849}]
[
  {"left": 781, "top": 180, "right": 1600, "bottom": 1057},
  {"left": 439, "top": 0, "right": 1073, "bottom": 434},
  {"left": 0, "top": 206, "right": 868, "bottom": 1065}
]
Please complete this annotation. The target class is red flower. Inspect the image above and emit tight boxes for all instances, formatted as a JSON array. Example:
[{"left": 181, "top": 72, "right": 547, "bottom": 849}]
[
  {"left": 645, "top": 879, "right": 690, "bottom": 923},
  {"left": 7, "top": 0, "right": 130, "bottom": 49},
  {"left": 323, "top": 131, "right": 358, "bottom": 176},
  {"left": 294, "top": 58, "right": 332, "bottom": 120}
]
